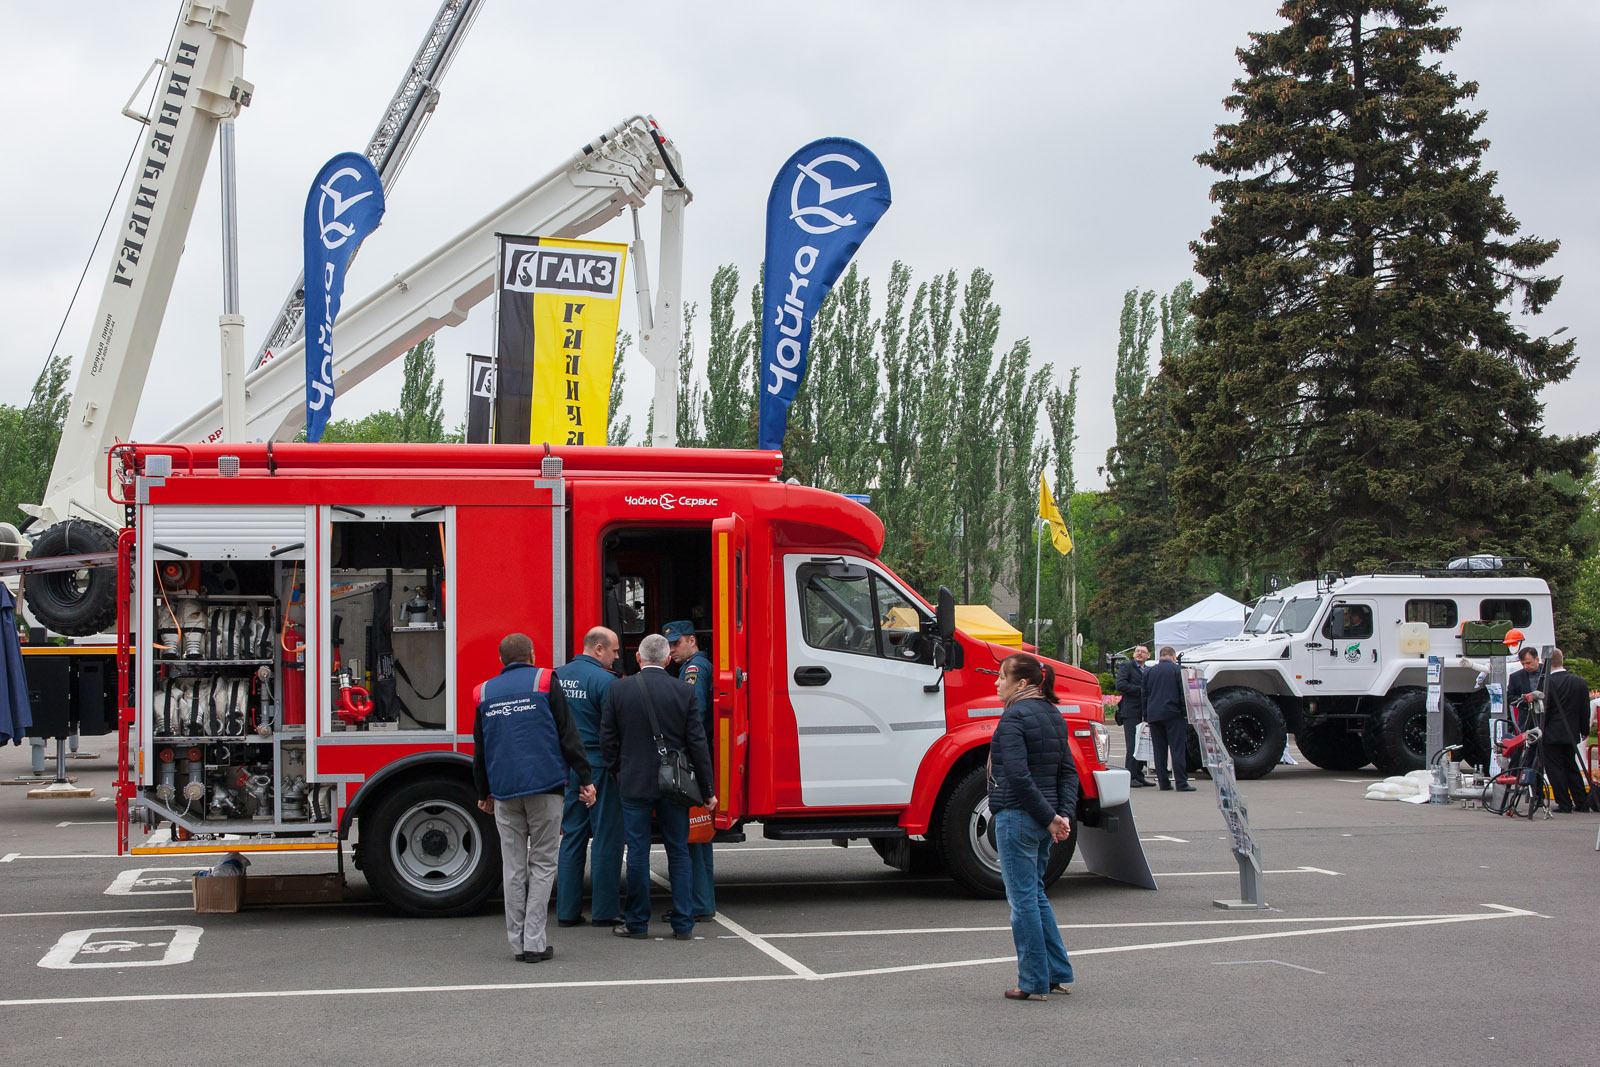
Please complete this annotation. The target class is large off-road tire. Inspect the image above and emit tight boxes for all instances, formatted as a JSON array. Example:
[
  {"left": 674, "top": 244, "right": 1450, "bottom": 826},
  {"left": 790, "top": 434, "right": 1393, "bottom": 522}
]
[
  {"left": 1294, "top": 722, "right": 1370, "bottom": 771},
  {"left": 1210, "top": 688, "right": 1288, "bottom": 780},
  {"left": 23, "top": 520, "right": 119, "bottom": 636},
  {"left": 1362, "top": 688, "right": 1460, "bottom": 776},
  {"left": 868, "top": 835, "right": 946, "bottom": 875},
  {"left": 357, "top": 774, "right": 500, "bottom": 917},
  {"left": 1455, "top": 690, "right": 1491, "bottom": 770},
  {"left": 936, "top": 767, "right": 1076, "bottom": 899}
]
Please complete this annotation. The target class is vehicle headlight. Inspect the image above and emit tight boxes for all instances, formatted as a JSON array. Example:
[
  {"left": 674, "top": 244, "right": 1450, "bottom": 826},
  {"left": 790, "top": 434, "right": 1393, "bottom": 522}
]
[{"left": 1090, "top": 721, "right": 1110, "bottom": 766}]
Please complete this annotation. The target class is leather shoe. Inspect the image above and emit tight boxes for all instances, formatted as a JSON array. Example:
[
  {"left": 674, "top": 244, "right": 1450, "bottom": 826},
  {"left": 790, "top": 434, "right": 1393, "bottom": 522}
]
[
  {"left": 1158, "top": 784, "right": 1173, "bottom": 791},
  {"left": 590, "top": 917, "right": 624, "bottom": 928},
  {"left": 1129, "top": 778, "right": 1149, "bottom": 788},
  {"left": 524, "top": 946, "right": 554, "bottom": 962},
  {"left": 556, "top": 916, "right": 586, "bottom": 928},
  {"left": 513, "top": 952, "right": 527, "bottom": 962},
  {"left": 694, "top": 913, "right": 716, "bottom": 921},
  {"left": 611, "top": 926, "right": 647, "bottom": 940},
  {"left": 1176, "top": 785, "right": 1197, "bottom": 792},
  {"left": 1003, "top": 988, "right": 1048, "bottom": 1002},
  {"left": 672, "top": 932, "right": 694, "bottom": 941}
]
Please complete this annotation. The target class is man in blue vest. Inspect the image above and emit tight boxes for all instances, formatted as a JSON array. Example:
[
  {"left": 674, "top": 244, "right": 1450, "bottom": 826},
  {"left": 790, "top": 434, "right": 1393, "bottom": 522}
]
[
  {"left": 665, "top": 619, "right": 716, "bottom": 920},
  {"left": 473, "top": 633, "right": 594, "bottom": 962},
  {"left": 554, "top": 626, "right": 624, "bottom": 928}
]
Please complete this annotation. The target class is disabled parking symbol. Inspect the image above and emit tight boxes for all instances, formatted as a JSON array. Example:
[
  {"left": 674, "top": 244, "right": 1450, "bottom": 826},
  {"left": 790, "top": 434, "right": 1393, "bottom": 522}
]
[{"left": 39, "top": 926, "right": 203, "bottom": 969}]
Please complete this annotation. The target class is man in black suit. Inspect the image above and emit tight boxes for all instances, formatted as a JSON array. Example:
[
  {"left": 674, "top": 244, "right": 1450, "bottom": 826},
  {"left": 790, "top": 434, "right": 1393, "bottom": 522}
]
[
  {"left": 1506, "top": 646, "right": 1542, "bottom": 730},
  {"left": 1540, "top": 649, "right": 1594, "bottom": 814},
  {"left": 600, "top": 633, "right": 716, "bottom": 939},
  {"left": 1143, "top": 647, "right": 1195, "bottom": 792},
  {"left": 1115, "top": 646, "right": 1152, "bottom": 786}
]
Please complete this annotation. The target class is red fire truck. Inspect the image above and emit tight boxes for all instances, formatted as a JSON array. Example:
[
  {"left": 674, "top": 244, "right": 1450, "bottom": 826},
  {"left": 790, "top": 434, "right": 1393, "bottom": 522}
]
[{"left": 112, "top": 441, "right": 1151, "bottom": 914}]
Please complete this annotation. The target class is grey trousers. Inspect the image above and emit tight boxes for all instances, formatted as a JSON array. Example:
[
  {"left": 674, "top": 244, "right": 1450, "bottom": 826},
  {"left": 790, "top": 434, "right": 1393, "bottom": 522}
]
[{"left": 494, "top": 792, "right": 563, "bottom": 955}]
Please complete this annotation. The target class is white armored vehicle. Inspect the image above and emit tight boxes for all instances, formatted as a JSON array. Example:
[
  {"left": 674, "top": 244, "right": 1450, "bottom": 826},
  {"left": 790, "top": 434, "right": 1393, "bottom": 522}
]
[{"left": 1178, "top": 560, "right": 1553, "bottom": 778}]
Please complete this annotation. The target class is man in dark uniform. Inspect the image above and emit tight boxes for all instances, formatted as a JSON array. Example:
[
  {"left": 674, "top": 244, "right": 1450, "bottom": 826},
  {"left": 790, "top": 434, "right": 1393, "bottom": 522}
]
[
  {"left": 1115, "top": 645, "right": 1152, "bottom": 787},
  {"left": 1142, "top": 646, "right": 1195, "bottom": 792},
  {"left": 600, "top": 633, "right": 716, "bottom": 939},
  {"left": 1541, "top": 649, "right": 1595, "bottom": 813},
  {"left": 554, "top": 626, "right": 624, "bottom": 928},
  {"left": 473, "top": 632, "right": 593, "bottom": 963},
  {"left": 665, "top": 619, "right": 716, "bottom": 920},
  {"left": 1507, "top": 646, "right": 1542, "bottom": 730}
]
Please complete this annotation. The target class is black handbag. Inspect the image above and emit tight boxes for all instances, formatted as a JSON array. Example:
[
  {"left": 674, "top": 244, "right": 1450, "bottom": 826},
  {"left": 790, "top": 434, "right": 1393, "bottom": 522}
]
[{"left": 638, "top": 678, "right": 704, "bottom": 806}]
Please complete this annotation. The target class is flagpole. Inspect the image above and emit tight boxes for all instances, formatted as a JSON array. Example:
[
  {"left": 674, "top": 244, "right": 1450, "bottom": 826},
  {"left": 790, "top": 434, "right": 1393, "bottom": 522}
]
[{"left": 1033, "top": 516, "right": 1043, "bottom": 650}]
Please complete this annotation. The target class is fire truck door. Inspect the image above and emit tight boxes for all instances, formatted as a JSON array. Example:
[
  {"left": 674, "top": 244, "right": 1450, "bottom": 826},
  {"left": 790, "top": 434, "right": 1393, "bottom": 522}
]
[{"left": 711, "top": 515, "right": 748, "bottom": 828}]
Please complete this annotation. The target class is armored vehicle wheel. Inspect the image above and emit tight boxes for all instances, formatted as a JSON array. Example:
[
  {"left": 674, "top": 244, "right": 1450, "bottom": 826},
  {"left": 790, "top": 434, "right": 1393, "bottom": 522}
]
[
  {"left": 1455, "top": 690, "right": 1491, "bottom": 769},
  {"left": 1363, "top": 688, "right": 1460, "bottom": 776},
  {"left": 938, "top": 767, "right": 1076, "bottom": 899},
  {"left": 1209, "top": 688, "right": 1288, "bottom": 780},
  {"left": 1294, "top": 722, "right": 1370, "bottom": 771}
]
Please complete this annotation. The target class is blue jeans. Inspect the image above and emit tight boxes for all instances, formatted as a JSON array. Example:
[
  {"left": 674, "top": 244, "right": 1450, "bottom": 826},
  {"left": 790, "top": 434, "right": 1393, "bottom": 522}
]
[
  {"left": 689, "top": 842, "right": 715, "bottom": 917},
  {"left": 556, "top": 760, "right": 623, "bottom": 922},
  {"left": 995, "top": 808, "right": 1074, "bottom": 995},
  {"left": 621, "top": 797, "right": 694, "bottom": 936}
]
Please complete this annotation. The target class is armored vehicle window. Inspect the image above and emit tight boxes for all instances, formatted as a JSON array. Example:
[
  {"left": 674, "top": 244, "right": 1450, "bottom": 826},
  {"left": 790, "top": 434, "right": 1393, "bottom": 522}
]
[
  {"left": 1479, "top": 599, "right": 1532, "bottom": 627},
  {"left": 1244, "top": 598, "right": 1283, "bottom": 634},
  {"left": 1273, "top": 597, "right": 1323, "bottom": 634},
  {"left": 1322, "top": 603, "right": 1373, "bottom": 640},
  {"left": 1405, "top": 599, "right": 1458, "bottom": 628}
]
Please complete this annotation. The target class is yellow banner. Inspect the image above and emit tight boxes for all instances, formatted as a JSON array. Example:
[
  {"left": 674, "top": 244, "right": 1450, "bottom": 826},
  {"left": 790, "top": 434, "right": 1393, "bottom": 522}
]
[
  {"left": 503, "top": 236, "right": 626, "bottom": 445},
  {"left": 1039, "top": 474, "right": 1073, "bottom": 555}
]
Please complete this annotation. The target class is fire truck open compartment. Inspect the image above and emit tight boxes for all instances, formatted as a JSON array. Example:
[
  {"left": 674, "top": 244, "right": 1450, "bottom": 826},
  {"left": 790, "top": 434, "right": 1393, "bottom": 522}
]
[
  {"left": 141, "top": 547, "right": 333, "bottom": 834},
  {"left": 602, "top": 525, "right": 713, "bottom": 668}
]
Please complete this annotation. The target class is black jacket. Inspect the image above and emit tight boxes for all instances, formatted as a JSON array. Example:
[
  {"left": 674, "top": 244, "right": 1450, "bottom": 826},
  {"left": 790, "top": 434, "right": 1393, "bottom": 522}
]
[
  {"left": 1114, "top": 660, "right": 1146, "bottom": 722},
  {"left": 988, "top": 696, "right": 1080, "bottom": 829},
  {"left": 1142, "top": 658, "right": 1186, "bottom": 723},
  {"left": 600, "top": 666, "right": 715, "bottom": 802},
  {"left": 1542, "top": 669, "right": 1591, "bottom": 746}
]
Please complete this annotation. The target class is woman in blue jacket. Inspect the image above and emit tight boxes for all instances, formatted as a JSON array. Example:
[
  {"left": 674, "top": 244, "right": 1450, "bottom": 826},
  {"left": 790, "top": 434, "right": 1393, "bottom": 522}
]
[{"left": 989, "top": 652, "right": 1078, "bottom": 1002}]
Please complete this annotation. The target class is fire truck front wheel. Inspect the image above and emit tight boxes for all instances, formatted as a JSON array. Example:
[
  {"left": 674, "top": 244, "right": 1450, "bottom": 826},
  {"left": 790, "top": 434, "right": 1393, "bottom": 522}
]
[
  {"left": 937, "top": 767, "right": 1076, "bottom": 899},
  {"left": 359, "top": 775, "right": 501, "bottom": 917}
]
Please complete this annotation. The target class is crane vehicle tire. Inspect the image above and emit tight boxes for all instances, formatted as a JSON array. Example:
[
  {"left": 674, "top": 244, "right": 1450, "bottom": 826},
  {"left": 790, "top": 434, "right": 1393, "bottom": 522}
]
[
  {"left": 23, "top": 520, "right": 120, "bottom": 636},
  {"left": 1362, "top": 688, "right": 1460, "bottom": 776},
  {"left": 357, "top": 774, "right": 500, "bottom": 917},
  {"left": 937, "top": 766, "right": 1076, "bottom": 899},
  {"left": 1209, "top": 688, "right": 1288, "bottom": 780},
  {"left": 1293, "top": 722, "right": 1370, "bottom": 771},
  {"left": 868, "top": 835, "right": 945, "bottom": 875}
]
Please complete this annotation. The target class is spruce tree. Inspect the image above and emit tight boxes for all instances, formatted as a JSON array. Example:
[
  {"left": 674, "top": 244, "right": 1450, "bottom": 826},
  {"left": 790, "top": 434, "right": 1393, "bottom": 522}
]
[{"left": 1173, "top": 0, "right": 1592, "bottom": 591}]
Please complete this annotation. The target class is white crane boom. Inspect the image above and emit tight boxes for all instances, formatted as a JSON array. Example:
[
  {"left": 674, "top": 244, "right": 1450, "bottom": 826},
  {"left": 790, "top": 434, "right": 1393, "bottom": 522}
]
[
  {"left": 248, "top": 0, "right": 484, "bottom": 372},
  {"left": 161, "top": 116, "right": 689, "bottom": 446},
  {"left": 25, "top": 0, "right": 254, "bottom": 529}
]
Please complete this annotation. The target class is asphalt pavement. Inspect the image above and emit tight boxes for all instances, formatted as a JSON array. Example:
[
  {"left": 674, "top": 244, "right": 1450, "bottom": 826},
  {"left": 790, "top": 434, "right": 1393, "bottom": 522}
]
[{"left": 2, "top": 736, "right": 1596, "bottom": 1066}]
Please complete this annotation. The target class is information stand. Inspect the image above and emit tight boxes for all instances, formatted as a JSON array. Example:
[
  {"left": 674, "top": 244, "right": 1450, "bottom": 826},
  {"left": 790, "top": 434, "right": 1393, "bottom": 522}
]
[{"left": 1182, "top": 668, "right": 1266, "bottom": 910}]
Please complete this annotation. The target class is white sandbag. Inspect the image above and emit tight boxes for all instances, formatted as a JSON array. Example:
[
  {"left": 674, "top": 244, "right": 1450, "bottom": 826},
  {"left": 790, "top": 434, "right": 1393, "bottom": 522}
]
[
  {"left": 1365, "top": 790, "right": 1399, "bottom": 801},
  {"left": 1383, "top": 775, "right": 1413, "bottom": 787}
]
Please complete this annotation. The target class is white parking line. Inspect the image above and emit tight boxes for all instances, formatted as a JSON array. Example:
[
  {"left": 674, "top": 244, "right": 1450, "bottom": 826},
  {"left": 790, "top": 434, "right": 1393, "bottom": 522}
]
[
  {"left": 56, "top": 821, "right": 118, "bottom": 827},
  {"left": 759, "top": 910, "right": 1516, "bottom": 940},
  {"left": 1214, "top": 959, "right": 1325, "bottom": 974},
  {"left": 647, "top": 870, "right": 820, "bottom": 980},
  {"left": 0, "top": 904, "right": 1535, "bottom": 1007},
  {"left": 820, "top": 904, "right": 1539, "bottom": 979}
]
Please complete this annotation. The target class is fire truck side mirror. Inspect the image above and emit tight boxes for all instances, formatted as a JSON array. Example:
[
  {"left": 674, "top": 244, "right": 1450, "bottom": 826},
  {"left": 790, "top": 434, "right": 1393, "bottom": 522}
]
[{"left": 936, "top": 586, "right": 956, "bottom": 641}]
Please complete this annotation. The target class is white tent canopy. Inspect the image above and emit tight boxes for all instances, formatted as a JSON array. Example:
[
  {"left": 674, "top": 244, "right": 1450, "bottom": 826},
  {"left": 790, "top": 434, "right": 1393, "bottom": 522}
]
[{"left": 1153, "top": 591, "right": 1248, "bottom": 652}]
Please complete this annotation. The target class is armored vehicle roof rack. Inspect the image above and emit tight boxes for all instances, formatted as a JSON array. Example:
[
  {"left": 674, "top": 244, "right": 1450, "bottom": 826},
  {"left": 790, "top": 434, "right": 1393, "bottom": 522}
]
[{"left": 1378, "top": 555, "right": 1531, "bottom": 577}]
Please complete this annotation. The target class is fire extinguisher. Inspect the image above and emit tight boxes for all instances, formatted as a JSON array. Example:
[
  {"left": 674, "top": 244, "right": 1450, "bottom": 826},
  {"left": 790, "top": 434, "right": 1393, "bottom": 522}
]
[{"left": 282, "top": 619, "right": 306, "bottom": 727}]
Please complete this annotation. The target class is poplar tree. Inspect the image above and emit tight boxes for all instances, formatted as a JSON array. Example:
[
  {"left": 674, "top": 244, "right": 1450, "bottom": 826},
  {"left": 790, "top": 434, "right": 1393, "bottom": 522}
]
[
  {"left": 0, "top": 355, "right": 71, "bottom": 526},
  {"left": 1173, "top": 0, "right": 1593, "bottom": 588},
  {"left": 700, "top": 266, "right": 750, "bottom": 449},
  {"left": 608, "top": 332, "right": 632, "bottom": 446},
  {"left": 397, "top": 336, "right": 445, "bottom": 443}
]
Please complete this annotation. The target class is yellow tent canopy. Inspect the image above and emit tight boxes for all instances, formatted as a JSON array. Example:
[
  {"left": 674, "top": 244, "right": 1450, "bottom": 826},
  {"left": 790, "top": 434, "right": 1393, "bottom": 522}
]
[{"left": 955, "top": 604, "right": 1027, "bottom": 648}]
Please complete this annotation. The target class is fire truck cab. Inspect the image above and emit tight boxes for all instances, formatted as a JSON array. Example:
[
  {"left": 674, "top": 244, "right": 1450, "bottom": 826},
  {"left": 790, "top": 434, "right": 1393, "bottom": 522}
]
[{"left": 117, "top": 442, "right": 1150, "bottom": 914}]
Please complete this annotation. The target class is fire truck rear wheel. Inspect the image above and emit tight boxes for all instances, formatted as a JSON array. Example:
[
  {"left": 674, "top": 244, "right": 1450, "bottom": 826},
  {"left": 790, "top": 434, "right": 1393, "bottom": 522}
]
[
  {"left": 359, "top": 775, "right": 500, "bottom": 917},
  {"left": 1209, "top": 688, "right": 1288, "bottom": 780},
  {"left": 1293, "top": 722, "right": 1370, "bottom": 771},
  {"left": 23, "top": 520, "right": 120, "bottom": 636},
  {"left": 937, "top": 766, "right": 1076, "bottom": 899}
]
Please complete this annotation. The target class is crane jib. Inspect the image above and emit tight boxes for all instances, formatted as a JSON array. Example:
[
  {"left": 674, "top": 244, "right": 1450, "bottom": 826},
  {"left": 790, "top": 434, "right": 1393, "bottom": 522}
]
[{"left": 111, "top": 39, "right": 201, "bottom": 292}]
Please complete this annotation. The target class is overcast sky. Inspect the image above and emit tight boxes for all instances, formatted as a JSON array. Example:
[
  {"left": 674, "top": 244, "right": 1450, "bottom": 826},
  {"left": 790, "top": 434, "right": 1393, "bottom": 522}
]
[{"left": 2, "top": 1, "right": 1593, "bottom": 491}]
